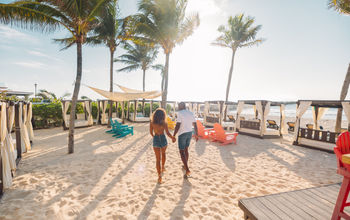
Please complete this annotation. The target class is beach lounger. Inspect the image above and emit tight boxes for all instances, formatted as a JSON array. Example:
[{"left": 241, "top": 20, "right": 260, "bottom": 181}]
[
  {"left": 210, "top": 123, "right": 238, "bottom": 145},
  {"left": 287, "top": 122, "right": 295, "bottom": 132},
  {"left": 106, "top": 119, "right": 127, "bottom": 133},
  {"left": 166, "top": 117, "right": 176, "bottom": 130},
  {"left": 111, "top": 122, "right": 133, "bottom": 138},
  {"left": 306, "top": 124, "right": 313, "bottom": 130},
  {"left": 228, "top": 115, "right": 235, "bottom": 122},
  {"left": 196, "top": 120, "right": 214, "bottom": 139},
  {"left": 266, "top": 119, "right": 279, "bottom": 129}
]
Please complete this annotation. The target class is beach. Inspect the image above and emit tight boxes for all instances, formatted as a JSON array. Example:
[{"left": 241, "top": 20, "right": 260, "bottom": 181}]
[{"left": 0, "top": 123, "right": 342, "bottom": 219}]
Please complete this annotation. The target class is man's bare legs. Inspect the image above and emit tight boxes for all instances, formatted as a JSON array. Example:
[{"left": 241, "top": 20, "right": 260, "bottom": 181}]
[
  {"left": 180, "top": 147, "right": 191, "bottom": 176},
  {"left": 161, "top": 146, "right": 167, "bottom": 173}
]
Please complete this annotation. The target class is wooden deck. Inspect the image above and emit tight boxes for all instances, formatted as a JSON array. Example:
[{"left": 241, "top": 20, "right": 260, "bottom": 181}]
[{"left": 239, "top": 183, "right": 345, "bottom": 220}]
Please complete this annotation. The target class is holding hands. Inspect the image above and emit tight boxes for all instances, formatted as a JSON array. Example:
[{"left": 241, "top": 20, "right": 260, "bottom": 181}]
[{"left": 172, "top": 136, "right": 176, "bottom": 143}]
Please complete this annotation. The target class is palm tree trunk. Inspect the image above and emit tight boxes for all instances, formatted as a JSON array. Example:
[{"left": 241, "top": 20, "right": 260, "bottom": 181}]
[
  {"left": 161, "top": 53, "right": 170, "bottom": 108},
  {"left": 225, "top": 49, "right": 236, "bottom": 102},
  {"left": 335, "top": 63, "right": 350, "bottom": 132},
  {"left": 108, "top": 48, "right": 114, "bottom": 128},
  {"left": 68, "top": 40, "right": 83, "bottom": 154},
  {"left": 161, "top": 73, "right": 165, "bottom": 92},
  {"left": 143, "top": 68, "right": 146, "bottom": 92}
]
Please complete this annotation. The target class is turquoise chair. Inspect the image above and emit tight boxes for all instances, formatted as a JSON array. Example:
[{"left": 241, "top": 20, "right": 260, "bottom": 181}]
[
  {"left": 106, "top": 119, "right": 127, "bottom": 133},
  {"left": 111, "top": 123, "right": 133, "bottom": 138}
]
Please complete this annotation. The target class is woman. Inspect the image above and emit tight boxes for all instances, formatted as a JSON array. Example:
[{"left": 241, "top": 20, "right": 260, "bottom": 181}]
[{"left": 150, "top": 108, "right": 176, "bottom": 183}]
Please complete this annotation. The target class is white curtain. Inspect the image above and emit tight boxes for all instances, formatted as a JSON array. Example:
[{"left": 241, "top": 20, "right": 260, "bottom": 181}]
[
  {"left": 103, "top": 101, "right": 108, "bottom": 122},
  {"left": 8, "top": 105, "right": 17, "bottom": 164},
  {"left": 312, "top": 107, "right": 328, "bottom": 129},
  {"left": 21, "top": 103, "right": 31, "bottom": 151},
  {"left": 293, "top": 101, "right": 312, "bottom": 141},
  {"left": 26, "top": 102, "right": 34, "bottom": 141},
  {"left": 134, "top": 100, "right": 138, "bottom": 121},
  {"left": 262, "top": 102, "right": 271, "bottom": 135},
  {"left": 255, "top": 101, "right": 264, "bottom": 135},
  {"left": 85, "top": 101, "right": 93, "bottom": 126},
  {"left": 61, "top": 101, "right": 70, "bottom": 127},
  {"left": 280, "top": 104, "right": 288, "bottom": 135},
  {"left": 204, "top": 101, "right": 210, "bottom": 123},
  {"left": 149, "top": 101, "right": 153, "bottom": 119},
  {"left": 121, "top": 101, "right": 125, "bottom": 120},
  {"left": 342, "top": 102, "right": 350, "bottom": 124},
  {"left": 235, "top": 101, "right": 245, "bottom": 131},
  {"left": 253, "top": 105, "right": 257, "bottom": 119},
  {"left": 173, "top": 102, "right": 177, "bottom": 120},
  {"left": 1, "top": 102, "right": 13, "bottom": 188}
]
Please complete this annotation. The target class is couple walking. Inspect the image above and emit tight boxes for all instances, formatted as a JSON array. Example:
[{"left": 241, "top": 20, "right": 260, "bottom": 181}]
[{"left": 149, "top": 102, "right": 198, "bottom": 184}]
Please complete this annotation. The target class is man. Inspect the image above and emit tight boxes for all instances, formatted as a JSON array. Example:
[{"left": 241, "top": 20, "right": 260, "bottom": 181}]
[{"left": 173, "top": 102, "right": 198, "bottom": 178}]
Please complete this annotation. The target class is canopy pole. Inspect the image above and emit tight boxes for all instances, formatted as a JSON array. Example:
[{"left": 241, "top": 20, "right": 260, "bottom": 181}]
[{"left": 150, "top": 101, "right": 153, "bottom": 119}]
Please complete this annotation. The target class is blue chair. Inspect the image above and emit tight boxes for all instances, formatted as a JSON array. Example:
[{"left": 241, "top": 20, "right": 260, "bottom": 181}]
[
  {"left": 106, "top": 119, "right": 127, "bottom": 133},
  {"left": 111, "top": 123, "right": 134, "bottom": 138}
]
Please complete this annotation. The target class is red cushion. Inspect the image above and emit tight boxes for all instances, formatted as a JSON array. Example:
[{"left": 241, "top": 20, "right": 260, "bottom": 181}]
[{"left": 336, "top": 131, "right": 350, "bottom": 154}]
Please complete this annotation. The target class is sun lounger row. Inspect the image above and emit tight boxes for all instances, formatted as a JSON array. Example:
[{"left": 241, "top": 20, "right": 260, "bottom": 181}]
[{"left": 106, "top": 119, "right": 133, "bottom": 138}]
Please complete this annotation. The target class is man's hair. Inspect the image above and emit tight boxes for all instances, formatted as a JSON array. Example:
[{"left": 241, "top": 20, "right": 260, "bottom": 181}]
[{"left": 152, "top": 108, "right": 166, "bottom": 125}]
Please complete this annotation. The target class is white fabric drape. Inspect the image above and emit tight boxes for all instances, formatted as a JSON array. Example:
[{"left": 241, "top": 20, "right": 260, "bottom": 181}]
[
  {"left": 342, "top": 102, "right": 350, "bottom": 122},
  {"left": 173, "top": 102, "right": 177, "bottom": 120},
  {"left": 89, "top": 86, "right": 161, "bottom": 101},
  {"left": 134, "top": 101, "right": 138, "bottom": 121},
  {"left": 21, "top": 103, "right": 31, "bottom": 151},
  {"left": 26, "top": 103, "right": 34, "bottom": 141},
  {"left": 1, "top": 102, "right": 13, "bottom": 188},
  {"left": 61, "top": 101, "right": 70, "bottom": 127},
  {"left": 255, "top": 101, "right": 264, "bottom": 135},
  {"left": 235, "top": 101, "right": 245, "bottom": 131},
  {"left": 293, "top": 101, "right": 312, "bottom": 141},
  {"left": 262, "top": 102, "right": 271, "bottom": 135},
  {"left": 7, "top": 105, "right": 17, "bottom": 164},
  {"left": 253, "top": 105, "right": 257, "bottom": 119},
  {"left": 84, "top": 101, "right": 93, "bottom": 126},
  {"left": 204, "top": 101, "right": 210, "bottom": 123},
  {"left": 121, "top": 101, "right": 125, "bottom": 120},
  {"left": 312, "top": 107, "right": 328, "bottom": 129},
  {"left": 280, "top": 104, "right": 288, "bottom": 135}
]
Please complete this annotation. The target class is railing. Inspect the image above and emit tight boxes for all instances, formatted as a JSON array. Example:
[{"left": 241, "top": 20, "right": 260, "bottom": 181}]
[
  {"left": 240, "top": 120, "right": 260, "bottom": 130},
  {"left": 206, "top": 116, "right": 219, "bottom": 124},
  {"left": 299, "top": 128, "right": 340, "bottom": 143}
]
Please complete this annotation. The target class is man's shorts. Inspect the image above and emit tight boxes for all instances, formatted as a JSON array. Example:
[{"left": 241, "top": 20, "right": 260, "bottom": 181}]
[
  {"left": 178, "top": 132, "right": 192, "bottom": 150},
  {"left": 153, "top": 134, "right": 168, "bottom": 148}
]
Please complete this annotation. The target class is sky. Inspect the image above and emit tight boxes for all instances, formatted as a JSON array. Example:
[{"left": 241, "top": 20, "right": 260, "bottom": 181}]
[{"left": 1, "top": 0, "right": 350, "bottom": 102}]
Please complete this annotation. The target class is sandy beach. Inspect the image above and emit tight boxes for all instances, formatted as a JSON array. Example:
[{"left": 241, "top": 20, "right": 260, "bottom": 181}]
[{"left": 0, "top": 123, "right": 342, "bottom": 219}]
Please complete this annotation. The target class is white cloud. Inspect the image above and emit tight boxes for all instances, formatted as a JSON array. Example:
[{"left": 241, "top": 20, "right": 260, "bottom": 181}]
[
  {"left": 187, "top": 0, "right": 222, "bottom": 16},
  {"left": 0, "top": 25, "right": 37, "bottom": 42},
  {"left": 27, "top": 50, "right": 63, "bottom": 62},
  {"left": 13, "top": 61, "right": 47, "bottom": 69}
]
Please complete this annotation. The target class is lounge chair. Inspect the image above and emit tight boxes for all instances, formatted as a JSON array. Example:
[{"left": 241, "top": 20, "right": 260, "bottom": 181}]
[
  {"left": 196, "top": 120, "right": 214, "bottom": 139},
  {"left": 111, "top": 122, "right": 133, "bottom": 138},
  {"left": 266, "top": 120, "right": 279, "bottom": 130},
  {"left": 166, "top": 117, "right": 176, "bottom": 130},
  {"left": 228, "top": 115, "right": 235, "bottom": 122},
  {"left": 306, "top": 124, "right": 313, "bottom": 130},
  {"left": 106, "top": 119, "right": 127, "bottom": 133},
  {"left": 210, "top": 123, "right": 238, "bottom": 145},
  {"left": 287, "top": 122, "right": 295, "bottom": 132}
]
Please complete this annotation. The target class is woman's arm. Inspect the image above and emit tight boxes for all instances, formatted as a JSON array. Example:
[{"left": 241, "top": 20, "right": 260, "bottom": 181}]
[
  {"left": 149, "top": 122, "right": 154, "bottom": 137},
  {"left": 164, "top": 123, "right": 173, "bottom": 138}
]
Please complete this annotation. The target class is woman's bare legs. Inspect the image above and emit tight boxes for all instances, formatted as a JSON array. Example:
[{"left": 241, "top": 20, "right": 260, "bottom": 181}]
[
  {"left": 161, "top": 146, "right": 167, "bottom": 173},
  {"left": 153, "top": 147, "right": 162, "bottom": 183}
]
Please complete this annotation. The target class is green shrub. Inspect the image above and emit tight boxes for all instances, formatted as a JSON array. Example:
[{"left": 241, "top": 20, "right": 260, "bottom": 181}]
[{"left": 32, "top": 101, "right": 63, "bottom": 129}]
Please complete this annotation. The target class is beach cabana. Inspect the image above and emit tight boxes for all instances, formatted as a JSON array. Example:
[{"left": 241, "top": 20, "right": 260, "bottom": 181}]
[
  {"left": 235, "top": 100, "right": 291, "bottom": 138},
  {"left": 61, "top": 100, "right": 93, "bottom": 130},
  {"left": 203, "top": 101, "right": 236, "bottom": 129},
  {"left": 88, "top": 85, "right": 161, "bottom": 123},
  {"left": 293, "top": 100, "right": 350, "bottom": 152},
  {"left": 127, "top": 99, "right": 161, "bottom": 122}
]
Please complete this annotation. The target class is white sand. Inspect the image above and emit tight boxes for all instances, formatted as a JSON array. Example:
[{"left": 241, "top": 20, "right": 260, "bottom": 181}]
[{"left": 0, "top": 124, "right": 342, "bottom": 219}]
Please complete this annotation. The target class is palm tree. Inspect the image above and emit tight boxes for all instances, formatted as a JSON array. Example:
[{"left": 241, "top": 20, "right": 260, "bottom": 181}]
[
  {"left": 133, "top": 0, "right": 200, "bottom": 108},
  {"left": 212, "top": 14, "right": 264, "bottom": 102},
  {"left": 328, "top": 0, "right": 350, "bottom": 132},
  {"left": 4, "top": 0, "right": 113, "bottom": 153},
  {"left": 90, "top": 0, "right": 126, "bottom": 127},
  {"left": 115, "top": 42, "right": 162, "bottom": 91}
]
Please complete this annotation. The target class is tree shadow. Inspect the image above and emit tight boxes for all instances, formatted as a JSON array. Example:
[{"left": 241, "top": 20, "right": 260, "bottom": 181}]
[
  {"left": 137, "top": 184, "right": 160, "bottom": 220},
  {"left": 168, "top": 179, "right": 192, "bottom": 219}
]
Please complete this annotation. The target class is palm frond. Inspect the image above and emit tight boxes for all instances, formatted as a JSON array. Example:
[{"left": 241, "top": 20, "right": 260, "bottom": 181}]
[{"left": 117, "top": 64, "right": 140, "bottom": 72}]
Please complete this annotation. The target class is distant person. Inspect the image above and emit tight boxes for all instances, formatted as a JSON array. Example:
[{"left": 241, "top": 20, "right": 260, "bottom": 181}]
[
  {"left": 150, "top": 108, "right": 176, "bottom": 184},
  {"left": 173, "top": 102, "right": 198, "bottom": 178}
]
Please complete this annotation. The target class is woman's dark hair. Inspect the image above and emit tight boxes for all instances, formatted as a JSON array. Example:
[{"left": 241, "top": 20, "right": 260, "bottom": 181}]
[{"left": 152, "top": 108, "right": 166, "bottom": 125}]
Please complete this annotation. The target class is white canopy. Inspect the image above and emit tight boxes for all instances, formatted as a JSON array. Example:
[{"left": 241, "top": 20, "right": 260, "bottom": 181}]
[{"left": 88, "top": 86, "right": 162, "bottom": 101}]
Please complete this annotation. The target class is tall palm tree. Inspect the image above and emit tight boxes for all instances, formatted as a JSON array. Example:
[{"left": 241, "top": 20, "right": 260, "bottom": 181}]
[
  {"left": 115, "top": 42, "right": 162, "bottom": 91},
  {"left": 328, "top": 0, "right": 350, "bottom": 132},
  {"left": 89, "top": 0, "right": 126, "bottom": 127},
  {"left": 133, "top": 0, "right": 200, "bottom": 108},
  {"left": 212, "top": 14, "right": 264, "bottom": 102},
  {"left": 5, "top": 0, "right": 112, "bottom": 153}
]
